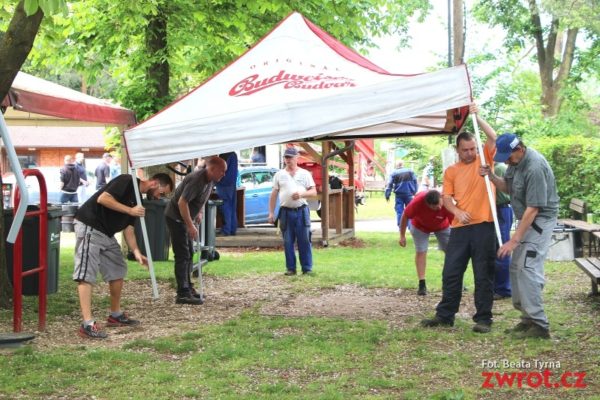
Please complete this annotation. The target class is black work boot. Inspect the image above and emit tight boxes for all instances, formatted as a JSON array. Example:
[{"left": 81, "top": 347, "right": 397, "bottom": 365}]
[{"left": 417, "top": 279, "right": 427, "bottom": 296}]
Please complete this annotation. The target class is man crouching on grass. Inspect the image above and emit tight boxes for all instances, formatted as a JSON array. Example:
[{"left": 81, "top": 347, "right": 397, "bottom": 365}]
[{"left": 73, "top": 172, "right": 173, "bottom": 339}]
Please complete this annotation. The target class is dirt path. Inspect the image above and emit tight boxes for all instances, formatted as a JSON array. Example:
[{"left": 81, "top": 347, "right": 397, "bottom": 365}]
[{"left": 27, "top": 273, "right": 502, "bottom": 350}]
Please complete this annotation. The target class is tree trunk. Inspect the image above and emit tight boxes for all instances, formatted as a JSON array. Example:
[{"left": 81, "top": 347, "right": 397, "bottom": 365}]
[
  {"left": 540, "top": 83, "right": 560, "bottom": 118},
  {"left": 452, "top": 0, "right": 464, "bottom": 66},
  {"left": 538, "top": 27, "right": 578, "bottom": 118},
  {"left": 528, "top": 0, "right": 578, "bottom": 117},
  {"left": 0, "top": 1, "right": 44, "bottom": 309},
  {"left": 146, "top": 8, "right": 170, "bottom": 113},
  {"left": 0, "top": 1, "right": 44, "bottom": 101}
]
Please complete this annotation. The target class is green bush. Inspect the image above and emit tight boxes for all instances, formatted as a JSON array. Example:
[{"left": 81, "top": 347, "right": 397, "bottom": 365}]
[{"left": 533, "top": 135, "right": 600, "bottom": 218}]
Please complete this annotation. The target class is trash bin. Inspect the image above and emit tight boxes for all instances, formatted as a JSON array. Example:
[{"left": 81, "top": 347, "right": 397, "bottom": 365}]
[
  {"left": 3, "top": 205, "right": 64, "bottom": 295},
  {"left": 546, "top": 225, "right": 582, "bottom": 261},
  {"left": 134, "top": 199, "right": 170, "bottom": 261}
]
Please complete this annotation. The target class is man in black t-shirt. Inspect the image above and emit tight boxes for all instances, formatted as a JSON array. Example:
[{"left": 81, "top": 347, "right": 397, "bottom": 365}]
[
  {"left": 73, "top": 172, "right": 173, "bottom": 339},
  {"left": 165, "top": 156, "right": 227, "bottom": 305}
]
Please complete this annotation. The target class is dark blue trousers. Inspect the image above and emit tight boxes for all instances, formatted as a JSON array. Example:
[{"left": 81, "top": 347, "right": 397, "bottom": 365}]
[
  {"left": 436, "top": 222, "right": 496, "bottom": 324},
  {"left": 394, "top": 194, "right": 413, "bottom": 226},
  {"left": 216, "top": 185, "right": 237, "bottom": 235},
  {"left": 495, "top": 205, "right": 513, "bottom": 297}
]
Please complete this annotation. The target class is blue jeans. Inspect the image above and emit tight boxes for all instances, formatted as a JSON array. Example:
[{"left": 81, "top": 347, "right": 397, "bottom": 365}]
[
  {"left": 495, "top": 205, "right": 513, "bottom": 297},
  {"left": 394, "top": 194, "right": 413, "bottom": 226},
  {"left": 279, "top": 206, "right": 312, "bottom": 272},
  {"left": 60, "top": 192, "right": 78, "bottom": 203}
]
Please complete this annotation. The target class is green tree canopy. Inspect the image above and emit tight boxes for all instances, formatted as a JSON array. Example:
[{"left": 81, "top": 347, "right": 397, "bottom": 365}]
[
  {"left": 19, "top": 0, "right": 430, "bottom": 120},
  {"left": 473, "top": 0, "right": 599, "bottom": 117}
]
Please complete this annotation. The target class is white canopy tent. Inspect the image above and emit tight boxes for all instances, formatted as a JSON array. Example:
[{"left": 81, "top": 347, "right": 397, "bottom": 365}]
[
  {"left": 123, "top": 12, "right": 479, "bottom": 299},
  {"left": 124, "top": 12, "right": 472, "bottom": 168}
]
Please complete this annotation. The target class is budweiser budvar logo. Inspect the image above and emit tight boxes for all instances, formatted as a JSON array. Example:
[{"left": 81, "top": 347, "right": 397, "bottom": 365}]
[{"left": 229, "top": 70, "right": 356, "bottom": 96}]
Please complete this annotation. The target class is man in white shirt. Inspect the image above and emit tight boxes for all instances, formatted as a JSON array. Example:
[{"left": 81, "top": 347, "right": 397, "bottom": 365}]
[{"left": 268, "top": 147, "right": 317, "bottom": 275}]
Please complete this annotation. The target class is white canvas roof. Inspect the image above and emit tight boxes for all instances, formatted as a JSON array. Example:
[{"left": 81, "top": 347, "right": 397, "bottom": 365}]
[{"left": 124, "top": 12, "right": 472, "bottom": 168}]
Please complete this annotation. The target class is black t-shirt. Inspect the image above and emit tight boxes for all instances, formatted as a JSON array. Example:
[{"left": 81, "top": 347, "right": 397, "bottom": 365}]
[
  {"left": 75, "top": 174, "right": 138, "bottom": 237},
  {"left": 165, "top": 168, "right": 213, "bottom": 222}
]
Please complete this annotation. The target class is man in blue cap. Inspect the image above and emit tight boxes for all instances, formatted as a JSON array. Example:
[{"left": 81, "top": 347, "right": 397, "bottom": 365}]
[
  {"left": 480, "top": 133, "right": 559, "bottom": 339},
  {"left": 268, "top": 147, "right": 317, "bottom": 275}
]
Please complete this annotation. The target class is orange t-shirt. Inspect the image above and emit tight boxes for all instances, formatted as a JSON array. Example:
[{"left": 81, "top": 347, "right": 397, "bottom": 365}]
[{"left": 443, "top": 144, "right": 496, "bottom": 228}]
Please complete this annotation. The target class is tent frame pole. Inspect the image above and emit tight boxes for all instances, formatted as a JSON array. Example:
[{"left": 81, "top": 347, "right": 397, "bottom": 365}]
[
  {"left": 471, "top": 115, "right": 503, "bottom": 248},
  {"left": 130, "top": 168, "right": 159, "bottom": 299},
  {"left": 0, "top": 113, "right": 29, "bottom": 243}
]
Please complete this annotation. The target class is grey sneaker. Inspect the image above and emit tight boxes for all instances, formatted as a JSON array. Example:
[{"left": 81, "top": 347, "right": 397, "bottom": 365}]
[
  {"left": 106, "top": 312, "right": 140, "bottom": 327},
  {"left": 79, "top": 322, "right": 108, "bottom": 339},
  {"left": 472, "top": 322, "right": 492, "bottom": 333}
]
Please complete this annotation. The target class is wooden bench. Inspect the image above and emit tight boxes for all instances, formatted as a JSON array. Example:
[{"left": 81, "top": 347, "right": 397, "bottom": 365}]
[
  {"left": 574, "top": 257, "right": 600, "bottom": 296},
  {"left": 363, "top": 180, "right": 386, "bottom": 197},
  {"left": 558, "top": 198, "right": 600, "bottom": 256}
]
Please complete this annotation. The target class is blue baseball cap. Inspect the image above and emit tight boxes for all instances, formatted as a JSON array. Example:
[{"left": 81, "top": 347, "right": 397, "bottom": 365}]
[
  {"left": 283, "top": 147, "right": 299, "bottom": 157},
  {"left": 494, "top": 133, "right": 520, "bottom": 162}
]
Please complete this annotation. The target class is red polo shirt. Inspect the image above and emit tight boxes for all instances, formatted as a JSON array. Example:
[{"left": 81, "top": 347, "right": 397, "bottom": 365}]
[{"left": 404, "top": 191, "right": 454, "bottom": 233}]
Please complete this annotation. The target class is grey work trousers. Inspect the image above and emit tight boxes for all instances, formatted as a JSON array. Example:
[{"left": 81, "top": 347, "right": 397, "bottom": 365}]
[{"left": 509, "top": 216, "right": 557, "bottom": 330}]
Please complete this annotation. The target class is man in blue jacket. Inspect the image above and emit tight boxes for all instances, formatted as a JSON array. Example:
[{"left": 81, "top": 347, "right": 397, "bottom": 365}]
[{"left": 385, "top": 160, "right": 418, "bottom": 227}]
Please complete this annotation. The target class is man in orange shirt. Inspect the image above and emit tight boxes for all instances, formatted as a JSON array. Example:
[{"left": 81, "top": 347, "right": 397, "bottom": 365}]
[{"left": 422, "top": 103, "right": 497, "bottom": 333}]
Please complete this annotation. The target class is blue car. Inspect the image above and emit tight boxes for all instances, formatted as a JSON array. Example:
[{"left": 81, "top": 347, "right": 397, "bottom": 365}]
[{"left": 239, "top": 167, "right": 280, "bottom": 224}]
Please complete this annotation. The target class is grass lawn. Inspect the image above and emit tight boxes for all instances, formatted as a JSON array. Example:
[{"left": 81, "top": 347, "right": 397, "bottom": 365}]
[
  {"left": 355, "top": 192, "right": 396, "bottom": 220},
  {"left": 1, "top": 212, "right": 599, "bottom": 398}
]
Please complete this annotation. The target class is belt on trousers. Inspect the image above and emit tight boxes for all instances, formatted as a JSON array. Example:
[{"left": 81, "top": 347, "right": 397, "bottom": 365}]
[
  {"left": 282, "top": 204, "right": 307, "bottom": 211},
  {"left": 497, "top": 203, "right": 511, "bottom": 208}
]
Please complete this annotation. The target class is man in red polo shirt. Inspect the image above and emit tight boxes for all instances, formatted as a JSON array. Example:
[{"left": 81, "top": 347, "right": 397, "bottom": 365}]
[{"left": 399, "top": 189, "right": 454, "bottom": 295}]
